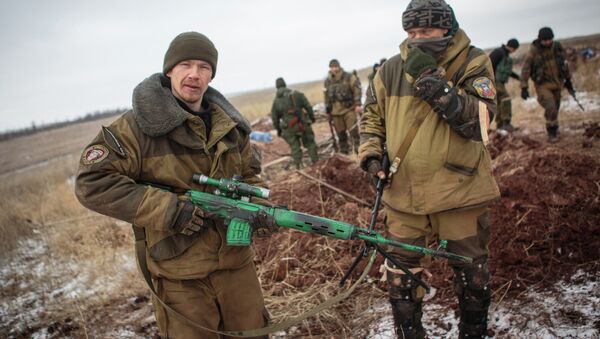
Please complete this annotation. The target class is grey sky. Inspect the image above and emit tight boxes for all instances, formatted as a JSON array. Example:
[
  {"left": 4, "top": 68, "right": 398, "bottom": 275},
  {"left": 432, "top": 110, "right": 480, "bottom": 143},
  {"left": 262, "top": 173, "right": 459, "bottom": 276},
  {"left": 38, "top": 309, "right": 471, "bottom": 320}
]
[{"left": 1, "top": 0, "right": 598, "bottom": 132}]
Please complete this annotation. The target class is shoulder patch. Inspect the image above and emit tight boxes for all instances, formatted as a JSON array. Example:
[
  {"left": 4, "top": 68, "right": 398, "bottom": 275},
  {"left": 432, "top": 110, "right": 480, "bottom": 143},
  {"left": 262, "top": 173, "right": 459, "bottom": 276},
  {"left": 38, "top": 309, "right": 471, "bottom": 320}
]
[
  {"left": 81, "top": 145, "right": 109, "bottom": 165},
  {"left": 472, "top": 77, "right": 496, "bottom": 99}
]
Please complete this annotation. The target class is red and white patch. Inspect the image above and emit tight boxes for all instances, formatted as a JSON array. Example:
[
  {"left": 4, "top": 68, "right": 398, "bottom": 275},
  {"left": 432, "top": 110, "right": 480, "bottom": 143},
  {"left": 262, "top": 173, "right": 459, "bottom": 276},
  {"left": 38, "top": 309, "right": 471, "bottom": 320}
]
[{"left": 81, "top": 145, "right": 109, "bottom": 165}]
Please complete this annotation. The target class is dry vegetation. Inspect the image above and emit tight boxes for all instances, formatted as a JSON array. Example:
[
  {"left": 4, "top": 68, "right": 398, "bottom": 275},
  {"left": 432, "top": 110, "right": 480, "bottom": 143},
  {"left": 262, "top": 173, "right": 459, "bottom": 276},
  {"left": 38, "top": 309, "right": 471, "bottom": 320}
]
[{"left": 0, "top": 35, "right": 598, "bottom": 338}]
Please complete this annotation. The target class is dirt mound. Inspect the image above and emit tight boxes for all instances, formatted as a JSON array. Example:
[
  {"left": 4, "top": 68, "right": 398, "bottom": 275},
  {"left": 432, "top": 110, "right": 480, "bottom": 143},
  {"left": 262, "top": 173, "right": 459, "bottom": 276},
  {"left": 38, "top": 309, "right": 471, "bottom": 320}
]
[
  {"left": 489, "top": 142, "right": 600, "bottom": 293},
  {"left": 257, "top": 137, "right": 600, "bottom": 300}
]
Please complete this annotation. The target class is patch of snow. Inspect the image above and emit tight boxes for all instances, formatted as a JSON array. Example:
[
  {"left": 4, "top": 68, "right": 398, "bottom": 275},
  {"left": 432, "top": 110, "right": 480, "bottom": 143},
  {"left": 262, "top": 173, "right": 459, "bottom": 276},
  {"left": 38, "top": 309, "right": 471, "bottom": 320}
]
[{"left": 366, "top": 270, "right": 599, "bottom": 338}]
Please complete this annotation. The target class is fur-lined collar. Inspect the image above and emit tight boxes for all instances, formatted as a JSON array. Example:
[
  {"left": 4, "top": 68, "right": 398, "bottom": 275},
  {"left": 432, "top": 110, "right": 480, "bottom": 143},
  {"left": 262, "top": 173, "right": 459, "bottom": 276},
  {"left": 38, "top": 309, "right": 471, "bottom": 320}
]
[{"left": 132, "top": 73, "right": 251, "bottom": 137}]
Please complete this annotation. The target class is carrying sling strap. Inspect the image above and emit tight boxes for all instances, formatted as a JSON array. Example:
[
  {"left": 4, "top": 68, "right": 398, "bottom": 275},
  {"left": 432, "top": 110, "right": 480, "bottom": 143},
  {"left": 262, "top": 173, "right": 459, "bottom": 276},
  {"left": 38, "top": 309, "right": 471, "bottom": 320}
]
[
  {"left": 133, "top": 226, "right": 377, "bottom": 337},
  {"left": 389, "top": 47, "right": 470, "bottom": 177}
]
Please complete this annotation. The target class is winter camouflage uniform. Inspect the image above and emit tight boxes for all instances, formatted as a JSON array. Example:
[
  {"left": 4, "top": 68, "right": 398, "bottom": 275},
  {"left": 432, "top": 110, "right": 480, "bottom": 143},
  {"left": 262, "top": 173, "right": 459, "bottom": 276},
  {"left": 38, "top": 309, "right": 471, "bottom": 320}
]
[
  {"left": 521, "top": 36, "right": 571, "bottom": 137},
  {"left": 324, "top": 68, "right": 362, "bottom": 154},
  {"left": 75, "top": 73, "right": 269, "bottom": 338},
  {"left": 271, "top": 86, "right": 318, "bottom": 169},
  {"left": 359, "top": 1, "right": 500, "bottom": 335},
  {"left": 489, "top": 43, "right": 519, "bottom": 130}
]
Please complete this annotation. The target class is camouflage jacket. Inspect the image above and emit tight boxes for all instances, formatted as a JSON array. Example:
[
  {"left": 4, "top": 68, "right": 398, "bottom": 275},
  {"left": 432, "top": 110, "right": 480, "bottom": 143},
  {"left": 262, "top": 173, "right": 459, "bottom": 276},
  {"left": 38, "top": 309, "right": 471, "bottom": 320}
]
[
  {"left": 75, "top": 73, "right": 263, "bottom": 280},
  {"left": 271, "top": 87, "right": 314, "bottom": 132},
  {"left": 521, "top": 40, "right": 570, "bottom": 89},
  {"left": 359, "top": 29, "right": 500, "bottom": 215},
  {"left": 489, "top": 45, "right": 518, "bottom": 83},
  {"left": 324, "top": 69, "right": 361, "bottom": 116}
]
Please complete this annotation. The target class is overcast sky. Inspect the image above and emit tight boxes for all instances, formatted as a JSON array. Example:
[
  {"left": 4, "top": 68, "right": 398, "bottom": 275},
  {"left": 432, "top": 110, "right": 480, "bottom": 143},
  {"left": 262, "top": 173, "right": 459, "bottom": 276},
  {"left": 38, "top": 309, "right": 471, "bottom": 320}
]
[{"left": 1, "top": 0, "right": 599, "bottom": 132}]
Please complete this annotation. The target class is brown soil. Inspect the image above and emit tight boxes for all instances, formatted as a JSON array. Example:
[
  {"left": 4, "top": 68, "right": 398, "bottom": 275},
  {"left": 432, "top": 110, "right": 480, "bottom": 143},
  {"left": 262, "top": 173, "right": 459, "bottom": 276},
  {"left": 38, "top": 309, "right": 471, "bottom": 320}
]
[{"left": 254, "top": 126, "right": 600, "bottom": 303}]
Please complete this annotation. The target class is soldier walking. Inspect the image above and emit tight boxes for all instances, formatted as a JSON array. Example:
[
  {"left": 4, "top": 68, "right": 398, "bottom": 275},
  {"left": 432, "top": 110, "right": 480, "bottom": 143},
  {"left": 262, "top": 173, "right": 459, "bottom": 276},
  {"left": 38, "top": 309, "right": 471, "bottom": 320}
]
[
  {"left": 359, "top": 1, "right": 499, "bottom": 337},
  {"left": 489, "top": 38, "right": 520, "bottom": 132},
  {"left": 521, "top": 27, "right": 574, "bottom": 142},
  {"left": 324, "top": 59, "right": 362, "bottom": 154},
  {"left": 271, "top": 77, "right": 319, "bottom": 169}
]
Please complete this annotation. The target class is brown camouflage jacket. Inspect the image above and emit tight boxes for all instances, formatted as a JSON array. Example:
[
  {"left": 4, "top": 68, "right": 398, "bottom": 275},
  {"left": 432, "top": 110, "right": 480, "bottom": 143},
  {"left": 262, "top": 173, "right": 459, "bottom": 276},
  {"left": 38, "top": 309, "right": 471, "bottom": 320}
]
[{"left": 75, "top": 73, "right": 263, "bottom": 280}]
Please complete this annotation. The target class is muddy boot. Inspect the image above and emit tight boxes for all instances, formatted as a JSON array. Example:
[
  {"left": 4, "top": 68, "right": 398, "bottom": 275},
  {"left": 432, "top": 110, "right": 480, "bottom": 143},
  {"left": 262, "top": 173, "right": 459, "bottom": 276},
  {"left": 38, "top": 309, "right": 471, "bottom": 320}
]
[
  {"left": 547, "top": 126, "right": 559, "bottom": 142},
  {"left": 388, "top": 271, "right": 425, "bottom": 339},
  {"left": 453, "top": 261, "right": 491, "bottom": 339},
  {"left": 338, "top": 131, "right": 350, "bottom": 154}
]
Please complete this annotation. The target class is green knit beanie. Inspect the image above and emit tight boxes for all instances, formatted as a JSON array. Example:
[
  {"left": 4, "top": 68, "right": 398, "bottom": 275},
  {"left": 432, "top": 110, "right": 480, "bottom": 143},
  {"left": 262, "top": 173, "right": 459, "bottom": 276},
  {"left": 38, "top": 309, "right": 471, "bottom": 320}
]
[{"left": 163, "top": 32, "right": 218, "bottom": 78}]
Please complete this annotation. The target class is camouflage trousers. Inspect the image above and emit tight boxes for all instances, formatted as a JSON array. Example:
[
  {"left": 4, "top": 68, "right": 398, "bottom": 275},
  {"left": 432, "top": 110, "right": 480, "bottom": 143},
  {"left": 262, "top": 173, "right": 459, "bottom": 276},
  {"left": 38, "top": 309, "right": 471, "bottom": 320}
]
[
  {"left": 332, "top": 109, "right": 359, "bottom": 154},
  {"left": 535, "top": 84, "right": 562, "bottom": 128},
  {"left": 495, "top": 81, "right": 512, "bottom": 127},
  {"left": 282, "top": 123, "right": 319, "bottom": 169},
  {"left": 383, "top": 205, "right": 492, "bottom": 338},
  {"left": 152, "top": 262, "right": 269, "bottom": 339}
]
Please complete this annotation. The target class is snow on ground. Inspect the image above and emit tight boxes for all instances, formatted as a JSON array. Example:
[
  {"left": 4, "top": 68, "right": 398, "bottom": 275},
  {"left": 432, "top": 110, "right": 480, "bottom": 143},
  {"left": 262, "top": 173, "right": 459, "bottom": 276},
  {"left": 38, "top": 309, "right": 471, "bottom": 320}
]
[
  {"left": 366, "top": 270, "right": 599, "bottom": 338},
  {"left": 0, "top": 234, "right": 139, "bottom": 338}
]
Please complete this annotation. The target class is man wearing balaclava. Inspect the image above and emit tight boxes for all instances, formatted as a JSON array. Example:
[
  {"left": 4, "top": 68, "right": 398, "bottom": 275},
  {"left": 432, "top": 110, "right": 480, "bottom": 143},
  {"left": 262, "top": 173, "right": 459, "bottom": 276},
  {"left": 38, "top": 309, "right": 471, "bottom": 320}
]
[
  {"left": 359, "top": 1, "right": 499, "bottom": 337},
  {"left": 520, "top": 27, "right": 573, "bottom": 142}
]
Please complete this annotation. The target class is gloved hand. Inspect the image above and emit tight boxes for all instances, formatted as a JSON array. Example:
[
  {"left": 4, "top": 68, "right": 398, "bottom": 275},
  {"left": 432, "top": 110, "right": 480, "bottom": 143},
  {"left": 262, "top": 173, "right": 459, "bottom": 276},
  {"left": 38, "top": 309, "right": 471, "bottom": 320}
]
[
  {"left": 366, "top": 157, "right": 385, "bottom": 186},
  {"left": 249, "top": 209, "right": 278, "bottom": 237},
  {"left": 171, "top": 200, "right": 210, "bottom": 236},
  {"left": 414, "top": 73, "right": 463, "bottom": 124},
  {"left": 521, "top": 87, "right": 529, "bottom": 100},
  {"left": 326, "top": 104, "right": 333, "bottom": 114},
  {"left": 405, "top": 47, "right": 437, "bottom": 79},
  {"left": 277, "top": 129, "right": 282, "bottom": 137}
]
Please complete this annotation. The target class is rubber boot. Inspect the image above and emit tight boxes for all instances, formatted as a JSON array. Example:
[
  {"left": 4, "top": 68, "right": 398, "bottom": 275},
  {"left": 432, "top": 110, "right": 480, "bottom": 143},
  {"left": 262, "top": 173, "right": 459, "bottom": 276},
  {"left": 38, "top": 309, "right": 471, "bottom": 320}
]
[
  {"left": 453, "top": 262, "right": 491, "bottom": 339},
  {"left": 388, "top": 271, "right": 425, "bottom": 339}
]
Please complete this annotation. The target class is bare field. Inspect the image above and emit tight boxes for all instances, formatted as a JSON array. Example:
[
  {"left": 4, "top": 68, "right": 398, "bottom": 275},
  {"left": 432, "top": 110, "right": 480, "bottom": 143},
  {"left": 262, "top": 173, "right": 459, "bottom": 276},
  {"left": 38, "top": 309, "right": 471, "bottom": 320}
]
[{"left": 0, "top": 117, "right": 117, "bottom": 177}]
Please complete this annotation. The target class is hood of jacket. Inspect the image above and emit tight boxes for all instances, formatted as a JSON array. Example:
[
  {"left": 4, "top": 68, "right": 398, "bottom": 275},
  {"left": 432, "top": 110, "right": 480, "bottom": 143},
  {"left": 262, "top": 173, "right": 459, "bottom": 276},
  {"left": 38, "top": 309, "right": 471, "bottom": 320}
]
[{"left": 132, "top": 73, "right": 251, "bottom": 137}]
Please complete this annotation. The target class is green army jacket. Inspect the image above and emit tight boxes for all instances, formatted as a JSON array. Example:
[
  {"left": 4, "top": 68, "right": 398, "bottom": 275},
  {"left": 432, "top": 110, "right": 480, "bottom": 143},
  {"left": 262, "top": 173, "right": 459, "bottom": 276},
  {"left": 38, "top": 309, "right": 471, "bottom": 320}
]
[
  {"left": 75, "top": 73, "right": 263, "bottom": 280},
  {"left": 324, "top": 69, "right": 362, "bottom": 116},
  {"left": 359, "top": 29, "right": 500, "bottom": 215},
  {"left": 271, "top": 87, "right": 314, "bottom": 132}
]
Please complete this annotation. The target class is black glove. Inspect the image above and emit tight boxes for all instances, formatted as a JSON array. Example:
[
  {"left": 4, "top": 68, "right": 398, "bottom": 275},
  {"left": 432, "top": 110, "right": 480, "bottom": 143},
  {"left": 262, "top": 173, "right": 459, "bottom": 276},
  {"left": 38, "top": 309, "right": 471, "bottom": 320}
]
[
  {"left": 277, "top": 129, "right": 282, "bottom": 137},
  {"left": 414, "top": 73, "right": 463, "bottom": 121},
  {"left": 405, "top": 47, "right": 437, "bottom": 78},
  {"left": 326, "top": 104, "right": 332, "bottom": 114},
  {"left": 521, "top": 87, "right": 529, "bottom": 100},
  {"left": 171, "top": 200, "right": 210, "bottom": 236},
  {"left": 249, "top": 210, "right": 278, "bottom": 238},
  {"left": 366, "top": 157, "right": 383, "bottom": 186}
]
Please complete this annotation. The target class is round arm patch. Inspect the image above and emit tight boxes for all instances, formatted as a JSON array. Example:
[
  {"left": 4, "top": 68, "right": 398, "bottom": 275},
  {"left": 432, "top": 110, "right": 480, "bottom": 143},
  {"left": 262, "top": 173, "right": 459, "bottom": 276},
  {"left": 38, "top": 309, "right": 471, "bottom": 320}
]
[{"left": 81, "top": 144, "right": 109, "bottom": 165}]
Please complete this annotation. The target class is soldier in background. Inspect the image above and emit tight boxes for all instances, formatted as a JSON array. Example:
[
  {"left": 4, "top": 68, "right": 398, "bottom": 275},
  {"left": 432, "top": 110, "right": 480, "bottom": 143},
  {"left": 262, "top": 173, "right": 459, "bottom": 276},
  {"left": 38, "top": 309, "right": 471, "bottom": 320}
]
[
  {"left": 271, "top": 77, "right": 319, "bottom": 169},
  {"left": 489, "top": 38, "right": 520, "bottom": 132},
  {"left": 324, "top": 59, "right": 362, "bottom": 154},
  {"left": 368, "top": 58, "right": 388, "bottom": 83},
  {"left": 521, "top": 27, "right": 573, "bottom": 142}
]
